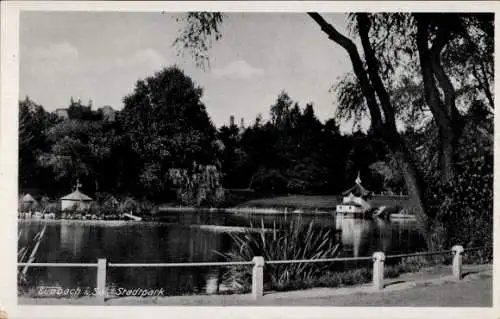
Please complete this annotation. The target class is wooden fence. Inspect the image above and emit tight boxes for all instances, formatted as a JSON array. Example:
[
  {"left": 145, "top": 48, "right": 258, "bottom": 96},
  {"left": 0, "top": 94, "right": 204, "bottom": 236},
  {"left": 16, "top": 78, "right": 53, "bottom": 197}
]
[{"left": 17, "top": 245, "right": 490, "bottom": 303}]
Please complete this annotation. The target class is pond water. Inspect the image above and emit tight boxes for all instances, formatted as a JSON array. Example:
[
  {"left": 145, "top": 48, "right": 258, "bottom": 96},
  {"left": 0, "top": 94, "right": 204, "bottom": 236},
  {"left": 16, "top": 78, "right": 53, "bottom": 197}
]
[{"left": 18, "top": 212, "right": 424, "bottom": 297}]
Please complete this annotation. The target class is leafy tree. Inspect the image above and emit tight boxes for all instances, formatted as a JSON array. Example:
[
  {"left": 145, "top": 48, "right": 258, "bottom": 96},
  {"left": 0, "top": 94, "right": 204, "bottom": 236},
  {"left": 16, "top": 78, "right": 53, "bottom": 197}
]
[
  {"left": 36, "top": 110, "right": 126, "bottom": 196},
  {"left": 369, "top": 160, "right": 405, "bottom": 194},
  {"left": 270, "top": 91, "right": 294, "bottom": 128},
  {"left": 217, "top": 123, "right": 249, "bottom": 189},
  {"left": 120, "top": 66, "right": 218, "bottom": 199},
  {"left": 284, "top": 102, "right": 328, "bottom": 193},
  {"left": 318, "top": 118, "right": 352, "bottom": 193},
  {"left": 169, "top": 163, "right": 224, "bottom": 206},
  {"left": 38, "top": 120, "right": 102, "bottom": 192},
  {"left": 19, "top": 97, "right": 58, "bottom": 193}
]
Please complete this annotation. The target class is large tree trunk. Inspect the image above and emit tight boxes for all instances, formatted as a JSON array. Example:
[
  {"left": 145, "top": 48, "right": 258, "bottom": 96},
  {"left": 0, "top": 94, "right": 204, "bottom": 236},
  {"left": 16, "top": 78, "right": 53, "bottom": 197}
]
[
  {"left": 472, "top": 63, "right": 495, "bottom": 111},
  {"left": 356, "top": 14, "right": 432, "bottom": 243},
  {"left": 415, "top": 15, "right": 458, "bottom": 183},
  {"left": 356, "top": 14, "right": 397, "bottom": 133},
  {"left": 386, "top": 139, "right": 434, "bottom": 247}
]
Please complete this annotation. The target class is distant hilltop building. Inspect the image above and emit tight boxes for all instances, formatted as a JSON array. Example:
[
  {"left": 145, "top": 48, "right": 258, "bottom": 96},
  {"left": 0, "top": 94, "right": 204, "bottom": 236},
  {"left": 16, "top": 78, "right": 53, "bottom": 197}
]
[
  {"left": 228, "top": 115, "right": 245, "bottom": 131},
  {"left": 60, "top": 180, "right": 93, "bottom": 211},
  {"left": 336, "top": 172, "right": 372, "bottom": 217},
  {"left": 100, "top": 105, "right": 116, "bottom": 122},
  {"left": 53, "top": 105, "right": 116, "bottom": 122},
  {"left": 55, "top": 108, "right": 69, "bottom": 119}
]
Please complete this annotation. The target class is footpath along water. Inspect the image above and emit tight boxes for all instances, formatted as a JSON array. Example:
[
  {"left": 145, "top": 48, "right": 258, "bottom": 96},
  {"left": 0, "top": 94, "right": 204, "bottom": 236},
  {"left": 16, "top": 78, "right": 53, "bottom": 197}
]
[
  {"left": 19, "top": 264, "right": 493, "bottom": 306},
  {"left": 17, "top": 211, "right": 424, "bottom": 298}
]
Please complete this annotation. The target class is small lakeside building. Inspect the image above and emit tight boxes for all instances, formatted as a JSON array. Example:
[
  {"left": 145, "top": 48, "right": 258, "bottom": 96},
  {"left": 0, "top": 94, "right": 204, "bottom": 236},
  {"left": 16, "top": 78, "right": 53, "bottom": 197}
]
[
  {"left": 336, "top": 173, "right": 372, "bottom": 216},
  {"left": 20, "top": 193, "right": 37, "bottom": 205},
  {"left": 19, "top": 193, "right": 39, "bottom": 212},
  {"left": 60, "top": 182, "right": 93, "bottom": 211}
]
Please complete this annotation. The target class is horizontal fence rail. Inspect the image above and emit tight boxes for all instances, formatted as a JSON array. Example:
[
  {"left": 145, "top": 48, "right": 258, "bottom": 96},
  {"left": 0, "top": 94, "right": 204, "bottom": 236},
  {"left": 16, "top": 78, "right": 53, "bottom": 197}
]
[
  {"left": 385, "top": 249, "right": 453, "bottom": 259},
  {"left": 17, "top": 244, "right": 491, "bottom": 303},
  {"left": 266, "top": 256, "right": 373, "bottom": 265},
  {"left": 17, "top": 262, "right": 98, "bottom": 267},
  {"left": 108, "top": 261, "right": 254, "bottom": 267}
]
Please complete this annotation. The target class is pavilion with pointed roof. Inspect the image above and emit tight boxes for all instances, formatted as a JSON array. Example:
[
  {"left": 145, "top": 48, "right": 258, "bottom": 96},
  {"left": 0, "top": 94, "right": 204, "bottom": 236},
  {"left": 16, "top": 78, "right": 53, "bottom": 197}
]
[
  {"left": 341, "top": 172, "right": 372, "bottom": 199},
  {"left": 19, "top": 193, "right": 39, "bottom": 211},
  {"left": 60, "top": 180, "right": 93, "bottom": 211},
  {"left": 21, "top": 193, "right": 37, "bottom": 204},
  {"left": 337, "top": 172, "right": 372, "bottom": 217}
]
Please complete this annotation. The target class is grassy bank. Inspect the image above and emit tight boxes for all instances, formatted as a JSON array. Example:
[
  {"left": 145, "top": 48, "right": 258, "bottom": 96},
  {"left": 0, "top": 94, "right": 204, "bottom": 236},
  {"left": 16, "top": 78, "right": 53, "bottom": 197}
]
[
  {"left": 238, "top": 194, "right": 410, "bottom": 211},
  {"left": 24, "top": 193, "right": 410, "bottom": 217},
  {"left": 238, "top": 195, "right": 340, "bottom": 210}
]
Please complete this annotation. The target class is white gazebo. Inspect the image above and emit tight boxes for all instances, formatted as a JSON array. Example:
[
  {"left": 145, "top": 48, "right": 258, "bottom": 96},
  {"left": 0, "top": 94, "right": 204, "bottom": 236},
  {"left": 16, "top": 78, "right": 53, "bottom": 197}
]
[
  {"left": 336, "top": 172, "right": 372, "bottom": 216},
  {"left": 60, "top": 181, "right": 93, "bottom": 211}
]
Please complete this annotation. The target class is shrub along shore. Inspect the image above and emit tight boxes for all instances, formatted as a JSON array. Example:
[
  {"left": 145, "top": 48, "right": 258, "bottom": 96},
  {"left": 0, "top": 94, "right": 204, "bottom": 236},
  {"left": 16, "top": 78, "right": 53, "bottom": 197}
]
[{"left": 18, "top": 193, "right": 411, "bottom": 221}]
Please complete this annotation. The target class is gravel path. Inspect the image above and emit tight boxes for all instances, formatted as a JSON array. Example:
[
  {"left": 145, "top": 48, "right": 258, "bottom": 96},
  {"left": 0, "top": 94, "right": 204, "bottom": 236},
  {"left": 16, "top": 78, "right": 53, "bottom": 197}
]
[{"left": 19, "top": 264, "right": 492, "bottom": 307}]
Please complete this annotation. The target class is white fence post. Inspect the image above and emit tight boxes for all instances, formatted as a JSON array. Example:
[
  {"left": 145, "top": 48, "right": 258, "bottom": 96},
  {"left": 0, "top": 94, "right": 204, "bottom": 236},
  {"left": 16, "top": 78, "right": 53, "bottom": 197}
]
[
  {"left": 96, "top": 258, "right": 107, "bottom": 304},
  {"left": 452, "top": 245, "right": 464, "bottom": 280},
  {"left": 372, "top": 252, "right": 385, "bottom": 291},
  {"left": 252, "top": 256, "right": 265, "bottom": 300}
]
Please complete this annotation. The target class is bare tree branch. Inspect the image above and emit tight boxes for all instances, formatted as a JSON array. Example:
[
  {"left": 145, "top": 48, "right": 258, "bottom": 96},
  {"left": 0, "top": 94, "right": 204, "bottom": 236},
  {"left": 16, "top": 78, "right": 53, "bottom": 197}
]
[
  {"left": 356, "top": 13, "right": 397, "bottom": 134},
  {"left": 308, "top": 12, "right": 383, "bottom": 131}
]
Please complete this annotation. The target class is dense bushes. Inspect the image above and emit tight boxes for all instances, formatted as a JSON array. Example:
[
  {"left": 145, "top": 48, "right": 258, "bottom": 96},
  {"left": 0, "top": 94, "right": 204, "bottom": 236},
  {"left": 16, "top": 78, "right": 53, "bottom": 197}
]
[{"left": 425, "top": 111, "right": 493, "bottom": 251}]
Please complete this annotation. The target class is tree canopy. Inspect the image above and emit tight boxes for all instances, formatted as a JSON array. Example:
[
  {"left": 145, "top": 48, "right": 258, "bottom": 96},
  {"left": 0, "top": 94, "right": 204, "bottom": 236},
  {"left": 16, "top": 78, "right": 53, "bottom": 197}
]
[{"left": 120, "top": 66, "right": 218, "bottom": 198}]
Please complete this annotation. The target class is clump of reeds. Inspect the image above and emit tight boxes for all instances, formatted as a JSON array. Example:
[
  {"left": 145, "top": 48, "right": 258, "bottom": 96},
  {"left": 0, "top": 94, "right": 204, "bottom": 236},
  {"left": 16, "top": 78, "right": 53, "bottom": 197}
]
[
  {"left": 215, "top": 219, "right": 441, "bottom": 293},
  {"left": 215, "top": 219, "right": 340, "bottom": 292},
  {"left": 18, "top": 225, "right": 47, "bottom": 290}
]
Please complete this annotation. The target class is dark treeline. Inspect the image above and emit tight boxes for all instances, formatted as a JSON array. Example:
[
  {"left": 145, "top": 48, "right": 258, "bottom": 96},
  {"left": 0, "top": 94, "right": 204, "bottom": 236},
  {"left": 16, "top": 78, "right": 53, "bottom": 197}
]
[
  {"left": 19, "top": 67, "right": 404, "bottom": 205},
  {"left": 218, "top": 91, "right": 396, "bottom": 196}
]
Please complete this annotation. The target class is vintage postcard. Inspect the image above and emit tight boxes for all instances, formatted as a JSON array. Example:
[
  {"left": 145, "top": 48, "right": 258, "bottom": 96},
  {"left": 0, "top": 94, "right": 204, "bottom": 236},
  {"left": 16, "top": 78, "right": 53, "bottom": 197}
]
[{"left": 0, "top": 1, "right": 498, "bottom": 319}]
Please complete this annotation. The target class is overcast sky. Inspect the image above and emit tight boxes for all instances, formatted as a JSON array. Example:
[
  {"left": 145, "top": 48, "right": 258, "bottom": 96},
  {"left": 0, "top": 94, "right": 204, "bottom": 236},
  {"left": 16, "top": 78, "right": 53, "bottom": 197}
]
[{"left": 20, "top": 12, "right": 354, "bottom": 128}]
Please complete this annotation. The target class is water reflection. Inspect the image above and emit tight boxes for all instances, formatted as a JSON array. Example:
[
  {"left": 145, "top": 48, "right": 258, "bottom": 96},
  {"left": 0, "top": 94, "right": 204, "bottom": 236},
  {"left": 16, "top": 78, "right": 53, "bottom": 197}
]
[
  {"left": 18, "top": 213, "right": 424, "bottom": 296},
  {"left": 60, "top": 222, "right": 85, "bottom": 257},
  {"left": 338, "top": 218, "right": 373, "bottom": 257},
  {"left": 334, "top": 216, "right": 423, "bottom": 258},
  {"left": 374, "top": 218, "right": 393, "bottom": 252}
]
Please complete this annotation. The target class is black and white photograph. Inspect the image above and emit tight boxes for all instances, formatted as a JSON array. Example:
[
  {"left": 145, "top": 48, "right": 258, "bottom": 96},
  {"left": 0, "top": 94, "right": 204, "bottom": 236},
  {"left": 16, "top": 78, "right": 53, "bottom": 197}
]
[{"left": 0, "top": 1, "right": 497, "bottom": 318}]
